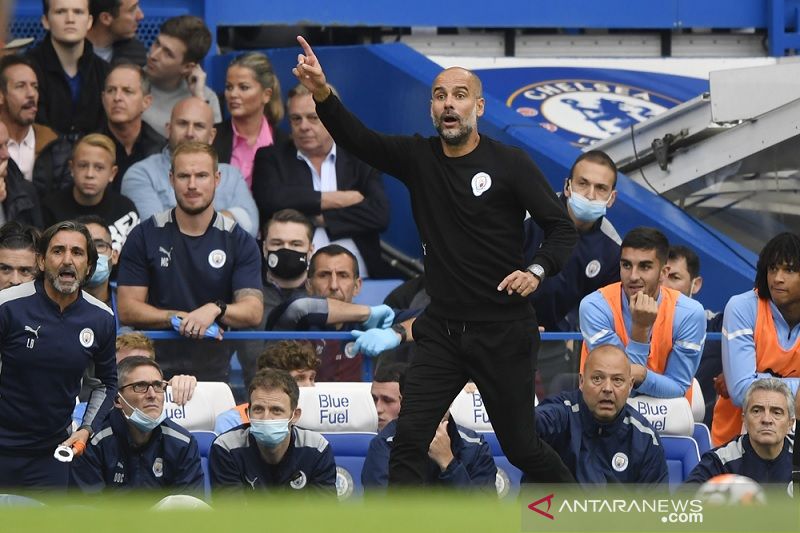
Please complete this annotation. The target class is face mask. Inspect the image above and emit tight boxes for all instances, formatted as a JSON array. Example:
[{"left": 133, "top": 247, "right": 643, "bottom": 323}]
[
  {"left": 118, "top": 393, "right": 166, "bottom": 433},
  {"left": 266, "top": 248, "right": 308, "bottom": 280},
  {"left": 567, "top": 187, "right": 611, "bottom": 223},
  {"left": 88, "top": 254, "right": 111, "bottom": 287},
  {"left": 250, "top": 418, "right": 291, "bottom": 448}
]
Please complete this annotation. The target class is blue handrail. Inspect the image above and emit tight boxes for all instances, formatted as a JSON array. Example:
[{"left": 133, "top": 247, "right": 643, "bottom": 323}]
[{"left": 138, "top": 331, "right": 723, "bottom": 341}]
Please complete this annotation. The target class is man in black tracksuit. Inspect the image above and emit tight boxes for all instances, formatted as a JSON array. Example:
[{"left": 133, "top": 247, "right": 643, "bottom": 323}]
[{"left": 293, "top": 38, "right": 578, "bottom": 485}]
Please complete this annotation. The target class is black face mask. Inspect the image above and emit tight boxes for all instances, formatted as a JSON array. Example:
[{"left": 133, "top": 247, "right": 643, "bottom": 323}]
[{"left": 266, "top": 248, "right": 308, "bottom": 279}]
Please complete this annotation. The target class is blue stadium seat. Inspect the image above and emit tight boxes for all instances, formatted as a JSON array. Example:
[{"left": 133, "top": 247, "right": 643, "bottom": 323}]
[
  {"left": 192, "top": 431, "right": 217, "bottom": 501},
  {"left": 479, "top": 432, "right": 522, "bottom": 499},
  {"left": 692, "top": 423, "right": 712, "bottom": 455},
  {"left": 352, "top": 279, "right": 404, "bottom": 306},
  {"left": 322, "top": 432, "right": 376, "bottom": 500},
  {"left": 661, "top": 435, "right": 701, "bottom": 491}
]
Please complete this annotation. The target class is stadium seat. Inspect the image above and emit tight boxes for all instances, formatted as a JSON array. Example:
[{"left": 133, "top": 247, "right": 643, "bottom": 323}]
[
  {"left": 296, "top": 382, "right": 378, "bottom": 432},
  {"left": 479, "top": 432, "right": 522, "bottom": 499},
  {"left": 322, "top": 432, "right": 376, "bottom": 500},
  {"left": 661, "top": 435, "right": 701, "bottom": 491},
  {"left": 690, "top": 378, "right": 705, "bottom": 423},
  {"left": 450, "top": 387, "right": 538, "bottom": 433},
  {"left": 164, "top": 382, "right": 236, "bottom": 432},
  {"left": 352, "top": 279, "right": 404, "bottom": 306},
  {"left": 450, "top": 389, "right": 493, "bottom": 432},
  {"left": 192, "top": 430, "right": 217, "bottom": 501},
  {"left": 627, "top": 395, "right": 694, "bottom": 436},
  {"left": 692, "top": 423, "right": 712, "bottom": 455}
]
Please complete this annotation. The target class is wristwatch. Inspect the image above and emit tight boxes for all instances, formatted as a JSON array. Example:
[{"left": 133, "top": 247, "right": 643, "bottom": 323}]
[
  {"left": 214, "top": 300, "right": 227, "bottom": 320},
  {"left": 391, "top": 323, "right": 408, "bottom": 343},
  {"left": 527, "top": 264, "right": 545, "bottom": 281}
]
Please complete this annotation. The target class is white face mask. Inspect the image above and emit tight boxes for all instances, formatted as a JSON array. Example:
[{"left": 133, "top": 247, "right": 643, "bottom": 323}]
[
  {"left": 566, "top": 181, "right": 612, "bottom": 223},
  {"left": 118, "top": 393, "right": 166, "bottom": 433}
]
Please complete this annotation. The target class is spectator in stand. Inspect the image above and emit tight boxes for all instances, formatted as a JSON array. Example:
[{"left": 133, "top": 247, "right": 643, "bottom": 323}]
[
  {"left": 260, "top": 209, "right": 314, "bottom": 314},
  {"left": 0, "top": 55, "right": 57, "bottom": 182},
  {"left": 142, "top": 15, "right": 221, "bottom": 133},
  {"left": 75, "top": 214, "right": 116, "bottom": 306},
  {"left": 116, "top": 141, "right": 263, "bottom": 382},
  {"left": 0, "top": 121, "right": 43, "bottom": 227},
  {"left": 122, "top": 97, "right": 258, "bottom": 236},
  {"left": 99, "top": 62, "right": 165, "bottom": 189},
  {"left": 236, "top": 208, "right": 314, "bottom": 388},
  {"left": 267, "top": 244, "right": 396, "bottom": 382},
  {"left": 213, "top": 52, "right": 286, "bottom": 190},
  {"left": 86, "top": 0, "right": 146, "bottom": 66},
  {"left": 41, "top": 133, "right": 138, "bottom": 251},
  {"left": 0, "top": 221, "right": 39, "bottom": 289},
  {"left": 26, "top": 0, "right": 109, "bottom": 138},
  {"left": 252, "top": 84, "right": 391, "bottom": 278},
  {"left": 214, "top": 340, "right": 319, "bottom": 434}
]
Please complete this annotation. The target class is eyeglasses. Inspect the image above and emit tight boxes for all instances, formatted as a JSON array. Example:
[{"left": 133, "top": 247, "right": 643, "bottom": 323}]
[
  {"left": 93, "top": 239, "right": 112, "bottom": 254},
  {"left": 119, "top": 380, "right": 169, "bottom": 394}
]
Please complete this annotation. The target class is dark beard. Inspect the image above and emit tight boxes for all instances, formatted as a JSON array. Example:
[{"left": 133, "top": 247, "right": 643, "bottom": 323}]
[{"left": 435, "top": 121, "right": 473, "bottom": 146}]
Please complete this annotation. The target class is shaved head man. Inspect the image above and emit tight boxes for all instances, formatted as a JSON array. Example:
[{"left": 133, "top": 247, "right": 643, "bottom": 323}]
[
  {"left": 429, "top": 67, "right": 484, "bottom": 150},
  {"left": 120, "top": 96, "right": 258, "bottom": 235},
  {"left": 580, "top": 345, "right": 634, "bottom": 422},
  {"left": 294, "top": 36, "right": 577, "bottom": 487},
  {"left": 535, "top": 344, "right": 668, "bottom": 486}
]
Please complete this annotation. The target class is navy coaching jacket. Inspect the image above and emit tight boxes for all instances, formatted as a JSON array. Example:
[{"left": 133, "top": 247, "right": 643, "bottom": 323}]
[
  {"left": 685, "top": 434, "right": 793, "bottom": 485},
  {"left": 71, "top": 409, "right": 204, "bottom": 492},
  {"left": 536, "top": 390, "right": 668, "bottom": 486},
  {"left": 361, "top": 418, "right": 497, "bottom": 489},
  {"left": 209, "top": 425, "right": 336, "bottom": 494}
]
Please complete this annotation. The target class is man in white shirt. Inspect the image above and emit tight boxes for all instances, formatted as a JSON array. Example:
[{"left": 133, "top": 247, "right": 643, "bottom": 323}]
[
  {"left": 0, "top": 55, "right": 57, "bottom": 181},
  {"left": 253, "top": 85, "right": 390, "bottom": 278}
]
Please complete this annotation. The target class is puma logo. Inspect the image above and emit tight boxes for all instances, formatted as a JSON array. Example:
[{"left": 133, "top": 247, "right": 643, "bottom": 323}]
[
  {"left": 24, "top": 325, "right": 41, "bottom": 338},
  {"left": 245, "top": 475, "right": 258, "bottom": 490},
  {"left": 159, "top": 247, "right": 173, "bottom": 268}
]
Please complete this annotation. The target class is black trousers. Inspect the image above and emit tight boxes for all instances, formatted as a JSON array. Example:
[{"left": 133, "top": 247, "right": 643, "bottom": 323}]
[{"left": 388, "top": 312, "right": 575, "bottom": 485}]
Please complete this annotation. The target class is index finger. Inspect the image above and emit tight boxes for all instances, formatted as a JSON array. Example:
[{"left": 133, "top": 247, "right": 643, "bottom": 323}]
[
  {"left": 297, "top": 35, "right": 314, "bottom": 56},
  {"left": 497, "top": 272, "right": 517, "bottom": 291}
]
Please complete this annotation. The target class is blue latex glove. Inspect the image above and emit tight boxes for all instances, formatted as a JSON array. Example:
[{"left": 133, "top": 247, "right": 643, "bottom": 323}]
[
  {"left": 170, "top": 315, "right": 221, "bottom": 340},
  {"left": 362, "top": 304, "right": 395, "bottom": 330},
  {"left": 350, "top": 328, "right": 401, "bottom": 357}
]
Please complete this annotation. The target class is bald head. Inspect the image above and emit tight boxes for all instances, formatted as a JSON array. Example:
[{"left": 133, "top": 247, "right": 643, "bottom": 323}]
[
  {"left": 432, "top": 67, "right": 483, "bottom": 99},
  {"left": 580, "top": 345, "right": 633, "bottom": 423},
  {"left": 584, "top": 345, "right": 631, "bottom": 377},
  {"left": 429, "top": 67, "right": 485, "bottom": 153},
  {"left": 167, "top": 97, "right": 217, "bottom": 149}
]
